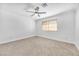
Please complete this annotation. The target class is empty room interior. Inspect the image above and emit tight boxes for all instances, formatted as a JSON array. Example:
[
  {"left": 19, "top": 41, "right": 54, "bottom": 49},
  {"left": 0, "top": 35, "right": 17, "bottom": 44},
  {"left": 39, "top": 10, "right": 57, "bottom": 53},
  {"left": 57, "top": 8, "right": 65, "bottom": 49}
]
[{"left": 0, "top": 3, "right": 79, "bottom": 56}]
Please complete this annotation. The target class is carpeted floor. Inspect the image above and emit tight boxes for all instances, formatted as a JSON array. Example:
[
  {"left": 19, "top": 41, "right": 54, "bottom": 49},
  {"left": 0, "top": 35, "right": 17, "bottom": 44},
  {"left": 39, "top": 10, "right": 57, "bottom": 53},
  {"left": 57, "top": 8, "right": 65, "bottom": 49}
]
[{"left": 0, "top": 36, "right": 78, "bottom": 56}]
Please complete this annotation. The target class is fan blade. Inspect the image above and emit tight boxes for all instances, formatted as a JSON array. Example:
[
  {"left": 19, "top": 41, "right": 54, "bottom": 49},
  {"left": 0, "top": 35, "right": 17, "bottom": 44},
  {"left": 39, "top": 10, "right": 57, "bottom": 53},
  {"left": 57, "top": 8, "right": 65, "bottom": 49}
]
[
  {"left": 38, "top": 12, "right": 46, "bottom": 14},
  {"left": 26, "top": 11, "right": 35, "bottom": 13},
  {"left": 31, "top": 13, "right": 35, "bottom": 16}
]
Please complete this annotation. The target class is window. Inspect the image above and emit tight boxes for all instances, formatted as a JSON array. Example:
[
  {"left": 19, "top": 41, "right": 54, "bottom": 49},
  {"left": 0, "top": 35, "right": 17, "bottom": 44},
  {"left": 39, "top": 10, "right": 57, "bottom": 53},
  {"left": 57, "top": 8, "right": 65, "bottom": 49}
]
[{"left": 42, "top": 20, "right": 57, "bottom": 31}]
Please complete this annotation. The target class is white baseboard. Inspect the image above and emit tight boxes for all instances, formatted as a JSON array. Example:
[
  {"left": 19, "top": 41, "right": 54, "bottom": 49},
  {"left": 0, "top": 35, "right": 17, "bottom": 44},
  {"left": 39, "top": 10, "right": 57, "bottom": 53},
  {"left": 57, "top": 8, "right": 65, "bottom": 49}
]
[
  {"left": 38, "top": 35, "right": 79, "bottom": 50},
  {"left": 1, "top": 34, "right": 79, "bottom": 50},
  {"left": 0, "top": 35, "right": 35, "bottom": 44},
  {"left": 74, "top": 43, "right": 79, "bottom": 50},
  {"left": 37, "top": 35, "right": 75, "bottom": 44}
]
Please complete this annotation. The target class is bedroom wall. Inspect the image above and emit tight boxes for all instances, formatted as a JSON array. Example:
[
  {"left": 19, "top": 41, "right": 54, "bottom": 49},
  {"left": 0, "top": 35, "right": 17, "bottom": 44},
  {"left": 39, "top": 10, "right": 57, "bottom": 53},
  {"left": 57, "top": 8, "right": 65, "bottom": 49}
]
[
  {"left": 0, "top": 7, "right": 35, "bottom": 43},
  {"left": 75, "top": 6, "right": 79, "bottom": 48},
  {"left": 36, "top": 10, "right": 75, "bottom": 43}
]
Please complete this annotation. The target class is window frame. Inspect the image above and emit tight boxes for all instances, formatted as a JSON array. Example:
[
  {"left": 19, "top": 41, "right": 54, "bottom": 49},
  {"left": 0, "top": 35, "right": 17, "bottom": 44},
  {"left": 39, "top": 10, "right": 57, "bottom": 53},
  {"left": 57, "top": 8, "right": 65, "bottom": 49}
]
[{"left": 41, "top": 19, "right": 58, "bottom": 32}]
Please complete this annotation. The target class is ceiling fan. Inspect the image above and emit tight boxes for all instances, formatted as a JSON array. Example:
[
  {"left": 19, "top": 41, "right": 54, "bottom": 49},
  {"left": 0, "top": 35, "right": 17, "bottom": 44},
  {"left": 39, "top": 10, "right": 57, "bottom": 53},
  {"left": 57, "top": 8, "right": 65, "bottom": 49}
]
[{"left": 25, "top": 6, "right": 46, "bottom": 17}]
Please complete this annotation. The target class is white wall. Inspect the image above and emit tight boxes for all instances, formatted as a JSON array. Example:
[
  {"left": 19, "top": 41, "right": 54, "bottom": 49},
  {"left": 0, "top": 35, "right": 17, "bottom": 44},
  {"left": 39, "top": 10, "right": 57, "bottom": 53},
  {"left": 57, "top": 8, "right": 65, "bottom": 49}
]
[
  {"left": 75, "top": 6, "right": 79, "bottom": 48},
  {"left": 0, "top": 6, "right": 35, "bottom": 43},
  {"left": 36, "top": 10, "right": 75, "bottom": 43}
]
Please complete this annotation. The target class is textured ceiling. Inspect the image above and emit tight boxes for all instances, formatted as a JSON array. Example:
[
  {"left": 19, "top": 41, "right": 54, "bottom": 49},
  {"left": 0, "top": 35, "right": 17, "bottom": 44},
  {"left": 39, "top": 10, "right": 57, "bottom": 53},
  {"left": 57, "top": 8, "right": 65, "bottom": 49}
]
[{"left": 0, "top": 3, "right": 79, "bottom": 20}]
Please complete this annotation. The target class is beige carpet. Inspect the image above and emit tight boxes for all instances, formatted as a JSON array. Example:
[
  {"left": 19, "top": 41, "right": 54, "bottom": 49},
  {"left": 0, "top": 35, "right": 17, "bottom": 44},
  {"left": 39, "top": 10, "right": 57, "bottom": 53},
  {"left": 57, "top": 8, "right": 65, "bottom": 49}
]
[{"left": 0, "top": 36, "right": 78, "bottom": 56}]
